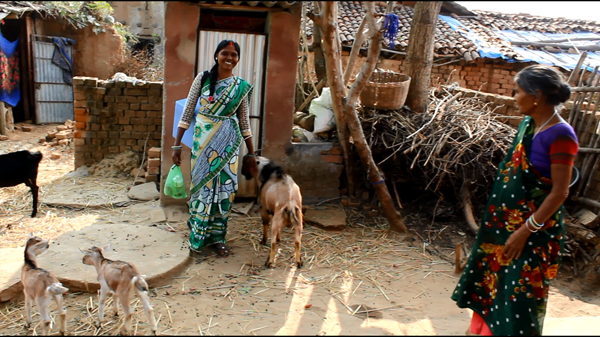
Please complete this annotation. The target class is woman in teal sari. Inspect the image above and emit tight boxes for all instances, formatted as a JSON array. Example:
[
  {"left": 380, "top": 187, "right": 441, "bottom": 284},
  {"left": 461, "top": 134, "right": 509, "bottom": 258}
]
[
  {"left": 452, "top": 65, "right": 579, "bottom": 336},
  {"left": 172, "top": 40, "right": 257, "bottom": 257}
]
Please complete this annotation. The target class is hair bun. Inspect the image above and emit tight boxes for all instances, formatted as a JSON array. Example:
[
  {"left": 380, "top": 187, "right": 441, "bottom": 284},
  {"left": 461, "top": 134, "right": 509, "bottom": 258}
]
[{"left": 558, "top": 83, "right": 571, "bottom": 103}]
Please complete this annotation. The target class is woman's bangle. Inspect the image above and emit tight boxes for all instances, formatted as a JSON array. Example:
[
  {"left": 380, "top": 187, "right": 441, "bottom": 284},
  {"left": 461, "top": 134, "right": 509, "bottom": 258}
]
[
  {"left": 172, "top": 145, "right": 182, "bottom": 150},
  {"left": 525, "top": 218, "right": 539, "bottom": 233},
  {"left": 246, "top": 154, "right": 256, "bottom": 157},
  {"left": 530, "top": 213, "right": 541, "bottom": 227}
]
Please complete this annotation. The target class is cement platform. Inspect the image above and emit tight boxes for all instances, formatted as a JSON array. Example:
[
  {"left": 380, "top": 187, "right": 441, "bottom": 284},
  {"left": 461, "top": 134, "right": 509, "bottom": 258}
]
[{"left": 0, "top": 223, "right": 190, "bottom": 302}]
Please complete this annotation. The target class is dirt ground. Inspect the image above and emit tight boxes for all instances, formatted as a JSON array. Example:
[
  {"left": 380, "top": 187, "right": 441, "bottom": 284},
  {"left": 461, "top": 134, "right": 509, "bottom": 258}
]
[{"left": 1, "top": 124, "right": 600, "bottom": 336}]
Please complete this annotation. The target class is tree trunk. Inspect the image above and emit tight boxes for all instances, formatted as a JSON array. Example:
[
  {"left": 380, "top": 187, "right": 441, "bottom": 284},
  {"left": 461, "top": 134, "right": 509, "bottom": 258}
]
[
  {"left": 403, "top": 1, "right": 443, "bottom": 113},
  {"left": 311, "top": 3, "right": 328, "bottom": 84},
  {"left": 310, "top": 3, "right": 354, "bottom": 196},
  {"left": 316, "top": 1, "right": 408, "bottom": 233}
]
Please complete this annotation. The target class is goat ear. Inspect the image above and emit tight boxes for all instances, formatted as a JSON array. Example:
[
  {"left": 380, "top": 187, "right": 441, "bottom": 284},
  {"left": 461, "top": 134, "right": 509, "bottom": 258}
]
[{"left": 78, "top": 248, "right": 91, "bottom": 255}]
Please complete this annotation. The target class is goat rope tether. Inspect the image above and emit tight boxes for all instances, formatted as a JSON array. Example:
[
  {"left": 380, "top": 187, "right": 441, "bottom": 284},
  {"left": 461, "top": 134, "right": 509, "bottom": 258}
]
[{"left": 383, "top": 13, "right": 400, "bottom": 49}]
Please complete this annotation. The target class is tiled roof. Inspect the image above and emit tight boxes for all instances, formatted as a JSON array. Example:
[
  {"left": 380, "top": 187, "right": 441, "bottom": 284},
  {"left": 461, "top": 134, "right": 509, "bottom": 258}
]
[
  {"left": 303, "top": 2, "right": 481, "bottom": 59},
  {"left": 302, "top": 1, "right": 600, "bottom": 63}
]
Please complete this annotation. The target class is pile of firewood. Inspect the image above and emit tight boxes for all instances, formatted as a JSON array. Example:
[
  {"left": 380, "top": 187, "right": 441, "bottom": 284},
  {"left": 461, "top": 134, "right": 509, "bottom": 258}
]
[
  {"left": 361, "top": 85, "right": 517, "bottom": 197},
  {"left": 563, "top": 209, "right": 600, "bottom": 288}
]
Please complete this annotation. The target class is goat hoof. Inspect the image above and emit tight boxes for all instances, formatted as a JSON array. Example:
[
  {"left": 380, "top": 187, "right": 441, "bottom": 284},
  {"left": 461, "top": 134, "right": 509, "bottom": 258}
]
[
  {"left": 24, "top": 323, "right": 30, "bottom": 329},
  {"left": 260, "top": 239, "right": 267, "bottom": 246},
  {"left": 264, "top": 260, "right": 274, "bottom": 268},
  {"left": 296, "top": 261, "right": 303, "bottom": 268}
]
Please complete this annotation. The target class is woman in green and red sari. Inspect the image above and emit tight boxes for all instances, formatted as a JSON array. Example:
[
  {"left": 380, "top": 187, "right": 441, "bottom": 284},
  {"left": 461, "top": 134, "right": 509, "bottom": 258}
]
[
  {"left": 172, "top": 40, "right": 257, "bottom": 257},
  {"left": 452, "top": 65, "right": 579, "bottom": 336}
]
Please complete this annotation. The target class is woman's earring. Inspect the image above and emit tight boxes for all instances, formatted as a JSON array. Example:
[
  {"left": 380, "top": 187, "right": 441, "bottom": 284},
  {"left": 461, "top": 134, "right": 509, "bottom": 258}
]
[{"left": 534, "top": 102, "right": 538, "bottom": 106}]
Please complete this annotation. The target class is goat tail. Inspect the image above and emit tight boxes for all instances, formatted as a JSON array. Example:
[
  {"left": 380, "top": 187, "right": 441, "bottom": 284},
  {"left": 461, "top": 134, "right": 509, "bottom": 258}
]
[
  {"left": 47, "top": 282, "right": 68, "bottom": 295},
  {"left": 132, "top": 275, "right": 150, "bottom": 293},
  {"left": 284, "top": 206, "right": 301, "bottom": 228}
]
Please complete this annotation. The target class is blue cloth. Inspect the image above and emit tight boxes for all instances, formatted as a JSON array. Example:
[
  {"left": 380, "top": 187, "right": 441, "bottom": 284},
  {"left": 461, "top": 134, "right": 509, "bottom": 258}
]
[
  {"left": 173, "top": 98, "right": 202, "bottom": 149},
  {"left": 0, "top": 32, "right": 20, "bottom": 107},
  {"left": 52, "top": 37, "right": 75, "bottom": 86}
]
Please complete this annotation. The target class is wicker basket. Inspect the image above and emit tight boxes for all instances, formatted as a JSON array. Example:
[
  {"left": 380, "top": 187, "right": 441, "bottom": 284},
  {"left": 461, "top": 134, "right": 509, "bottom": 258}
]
[{"left": 359, "top": 70, "right": 411, "bottom": 110}]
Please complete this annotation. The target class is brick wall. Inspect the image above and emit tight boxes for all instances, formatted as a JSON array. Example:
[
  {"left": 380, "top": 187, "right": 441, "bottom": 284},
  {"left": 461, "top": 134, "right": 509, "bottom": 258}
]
[
  {"left": 304, "top": 51, "right": 534, "bottom": 97},
  {"left": 72, "top": 76, "right": 163, "bottom": 169}
]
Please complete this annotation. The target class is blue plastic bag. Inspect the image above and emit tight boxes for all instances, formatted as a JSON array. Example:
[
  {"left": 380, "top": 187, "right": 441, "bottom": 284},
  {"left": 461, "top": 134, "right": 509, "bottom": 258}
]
[{"left": 164, "top": 164, "right": 188, "bottom": 199}]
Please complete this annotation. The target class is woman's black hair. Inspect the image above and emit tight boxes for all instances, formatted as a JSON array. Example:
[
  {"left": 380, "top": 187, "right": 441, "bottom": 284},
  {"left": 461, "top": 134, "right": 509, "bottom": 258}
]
[
  {"left": 200, "top": 39, "right": 241, "bottom": 98},
  {"left": 514, "top": 65, "right": 571, "bottom": 106}
]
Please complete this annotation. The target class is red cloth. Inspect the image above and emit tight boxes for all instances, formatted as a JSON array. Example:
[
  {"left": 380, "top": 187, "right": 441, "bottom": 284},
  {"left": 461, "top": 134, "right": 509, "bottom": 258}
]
[
  {"left": 470, "top": 312, "right": 493, "bottom": 336},
  {"left": 549, "top": 134, "right": 579, "bottom": 166}
]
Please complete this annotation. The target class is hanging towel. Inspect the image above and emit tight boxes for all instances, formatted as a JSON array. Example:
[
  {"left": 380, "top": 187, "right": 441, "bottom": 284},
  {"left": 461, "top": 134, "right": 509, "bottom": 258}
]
[
  {"left": 51, "top": 37, "right": 75, "bottom": 86},
  {"left": 0, "top": 32, "right": 20, "bottom": 107}
]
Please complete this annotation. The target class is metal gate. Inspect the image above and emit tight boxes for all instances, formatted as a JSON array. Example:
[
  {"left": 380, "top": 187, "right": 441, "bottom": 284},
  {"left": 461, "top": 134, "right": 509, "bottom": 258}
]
[
  {"left": 196, "top": 31, "right": 267, "bottom": 198},
  {"left": 32, "top": 35, "right": 74, "bottom": 124}
]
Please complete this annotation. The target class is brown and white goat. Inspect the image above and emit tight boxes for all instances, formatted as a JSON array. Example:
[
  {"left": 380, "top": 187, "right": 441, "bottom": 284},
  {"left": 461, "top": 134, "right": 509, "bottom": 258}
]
[
  {"left": 21, "top": 236, "right": 68, "bottom": 335},
  {"left": 80, "top": 244, "right": 157, "bottom": 336},
  {"left": 242, "top": 156, "right": 304, "bottom": 268}
]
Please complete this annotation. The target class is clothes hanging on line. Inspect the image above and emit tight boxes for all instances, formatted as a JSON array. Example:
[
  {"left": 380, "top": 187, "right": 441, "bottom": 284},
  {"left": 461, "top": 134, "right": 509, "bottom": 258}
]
[{"left": 0, "top": 31, "right": 20, "bottom": 107}]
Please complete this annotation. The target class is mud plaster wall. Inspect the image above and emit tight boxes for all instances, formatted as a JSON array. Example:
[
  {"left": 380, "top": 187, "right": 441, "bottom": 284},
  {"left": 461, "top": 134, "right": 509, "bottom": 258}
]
[
  {"left": 160, "top": 3, "right": 339, "bottom": 205},
  {"left": 72, "top": 76, "right": 163, "bottom": 169},
  {"left": 33, "top": 16, "right": 126, "bottom": 79},
  {"left": 452, "top": 87, "right": 600, "bottom": 201},
  {"left": 109, "top": 1, "right": 165, "bottom": 59}
]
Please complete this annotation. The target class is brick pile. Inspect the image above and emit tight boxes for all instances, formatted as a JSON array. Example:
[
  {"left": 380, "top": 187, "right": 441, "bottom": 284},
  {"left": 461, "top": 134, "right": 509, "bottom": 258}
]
[
  {"left": 146, "top": 147, "right": 161, "bottom": 183},
  {"left": 72, "top": 76, "right": 163, "bottom": 169},
  {"left": 39, "top": 120, "right": 75, "bottom": 147}
]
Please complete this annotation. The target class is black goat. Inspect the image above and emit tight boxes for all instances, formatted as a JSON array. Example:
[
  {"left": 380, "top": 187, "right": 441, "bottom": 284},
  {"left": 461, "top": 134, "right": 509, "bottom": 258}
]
[{"left": 0, "top": 150, "right": 43, "bottom": 217}]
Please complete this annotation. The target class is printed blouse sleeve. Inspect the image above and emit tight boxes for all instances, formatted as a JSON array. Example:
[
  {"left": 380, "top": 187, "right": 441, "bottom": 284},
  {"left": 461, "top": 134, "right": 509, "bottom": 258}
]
[
  {"left": 237, "top": 95, "right": 252, "bottom": 137},
  {"left": 178, "top": 72, "right": 204, "bottom": 130},
  {"left": 549, "top": 134, "right": 579, "bottom": 166}
]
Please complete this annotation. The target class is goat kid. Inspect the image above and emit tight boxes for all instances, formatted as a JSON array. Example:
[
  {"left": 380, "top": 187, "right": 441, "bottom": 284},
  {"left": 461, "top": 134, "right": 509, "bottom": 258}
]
[
  {"left": 243, "top": 156, "right": 304, "bottom": 268},
  {"left": 0, "top": 150, "right": 43, "bottom": 217},
  {"left": 21, "top": 235, "right": 68, "bottom": 335},
  {"left": 80, "top": 244, "right": 157, "bottom": 336}
]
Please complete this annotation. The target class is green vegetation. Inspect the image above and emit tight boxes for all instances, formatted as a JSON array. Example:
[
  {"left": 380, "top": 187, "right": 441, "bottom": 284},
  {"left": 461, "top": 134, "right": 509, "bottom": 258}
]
[{"left": 44, "top": 1, "right": 137, "bottom": 43}]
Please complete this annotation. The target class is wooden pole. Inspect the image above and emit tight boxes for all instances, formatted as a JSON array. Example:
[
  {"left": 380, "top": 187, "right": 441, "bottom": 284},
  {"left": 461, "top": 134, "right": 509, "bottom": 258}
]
[
  {"left": 568, "top": 51, "right": 588, "bottom": 87},
  {"left": 0, "top": 103, "right": 6, "bottom": 136},
  {"left": 402, "top": 1, "right": 443, "bottom": 113},
  {"left": 318, "top": 1, "right": 408, "bottom": 233},
  {"left": 310, "top": 2, "right": 354, "bottom": 196}
]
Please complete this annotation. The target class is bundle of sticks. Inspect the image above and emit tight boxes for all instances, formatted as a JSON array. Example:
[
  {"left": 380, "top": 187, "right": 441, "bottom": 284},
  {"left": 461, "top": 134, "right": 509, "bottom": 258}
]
[{"left": 361, "top": 86, "right": 517, "bottom": 197}]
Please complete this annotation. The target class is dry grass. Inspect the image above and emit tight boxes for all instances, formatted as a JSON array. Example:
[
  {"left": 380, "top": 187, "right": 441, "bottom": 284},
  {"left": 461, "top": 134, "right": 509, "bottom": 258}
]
[{"left": 111, "top": 47, "right": 163, "bottom": 82}]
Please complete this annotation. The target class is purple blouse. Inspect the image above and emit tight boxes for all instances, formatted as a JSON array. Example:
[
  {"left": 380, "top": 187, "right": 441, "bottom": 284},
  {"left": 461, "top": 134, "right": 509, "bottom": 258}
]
[{"left": 530, "top": 122, "right": 579, "bottom": 178}]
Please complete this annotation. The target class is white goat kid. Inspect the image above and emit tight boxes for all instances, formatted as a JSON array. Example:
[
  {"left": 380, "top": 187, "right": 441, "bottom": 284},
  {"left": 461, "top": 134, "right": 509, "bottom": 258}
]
[
  {"left": 21, "top": 235, "right": 68, "bottom": 335},
  {"left": 80, "top": 244, "right": 157, "bottom": 336}
]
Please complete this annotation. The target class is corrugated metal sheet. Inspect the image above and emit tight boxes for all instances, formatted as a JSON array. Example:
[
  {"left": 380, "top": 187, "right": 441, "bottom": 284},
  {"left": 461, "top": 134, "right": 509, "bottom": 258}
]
[
  {"left": 196, "top": 31, "right": 267, "bottom": 198},
  {"left": 32, "top": 38, "right": 74, "bottom": 123}
]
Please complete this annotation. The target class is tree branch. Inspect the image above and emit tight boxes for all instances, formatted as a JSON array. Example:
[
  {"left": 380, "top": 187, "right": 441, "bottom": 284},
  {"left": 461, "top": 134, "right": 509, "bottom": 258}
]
[
  {"left": 306, "top": 11, "right": 323, "bottom": 29},
  {"left": 347, "top": 2, "right": 382, "bottom": 106},
  {"left": 343, "top": 13, "right": 367, "bottom": 86}
]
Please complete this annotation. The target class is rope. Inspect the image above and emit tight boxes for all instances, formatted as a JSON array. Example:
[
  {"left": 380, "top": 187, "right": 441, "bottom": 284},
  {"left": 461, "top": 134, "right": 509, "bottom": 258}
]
[{"left": 383, "top": 13, "right": 400, "bottom": 50}]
